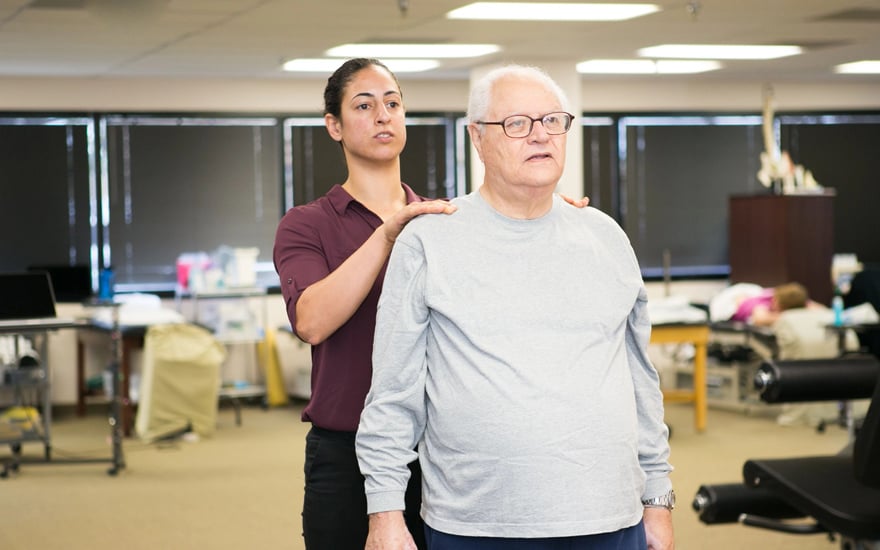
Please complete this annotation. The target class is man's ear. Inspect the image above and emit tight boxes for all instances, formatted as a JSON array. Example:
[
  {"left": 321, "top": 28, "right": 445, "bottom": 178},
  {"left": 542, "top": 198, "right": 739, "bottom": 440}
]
[
  {"left": 325, "top": 113, "right": 343, "bottom": 143},
  {"left": 467, "top": 123, "right": 485, "bottom": 162}
]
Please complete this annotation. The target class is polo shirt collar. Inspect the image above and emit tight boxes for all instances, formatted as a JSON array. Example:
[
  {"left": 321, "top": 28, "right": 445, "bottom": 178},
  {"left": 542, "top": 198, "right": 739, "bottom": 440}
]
[{"left": 326, "top": 182, "right": 420, "bottom": 215}]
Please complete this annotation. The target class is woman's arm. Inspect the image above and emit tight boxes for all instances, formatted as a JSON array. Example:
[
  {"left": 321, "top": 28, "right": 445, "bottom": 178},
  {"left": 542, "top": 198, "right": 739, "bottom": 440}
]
[{"left": 294, "top": 200, "right": 455, "bottom": 344}]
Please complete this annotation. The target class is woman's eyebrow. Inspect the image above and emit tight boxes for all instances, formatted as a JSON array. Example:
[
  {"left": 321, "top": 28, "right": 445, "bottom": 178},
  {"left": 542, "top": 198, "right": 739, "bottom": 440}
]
[{"left": 351, "top": 90, "right": 401, "bottom": 100}]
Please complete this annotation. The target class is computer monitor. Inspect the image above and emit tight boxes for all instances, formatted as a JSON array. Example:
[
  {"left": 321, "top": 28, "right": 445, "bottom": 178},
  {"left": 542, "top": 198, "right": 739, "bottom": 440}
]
[
  {"left": 27, "top": 264, "right": 93, "bottom": 303},
  {"left": 0, "top": 271, "right": 58, "bottom": 321}
]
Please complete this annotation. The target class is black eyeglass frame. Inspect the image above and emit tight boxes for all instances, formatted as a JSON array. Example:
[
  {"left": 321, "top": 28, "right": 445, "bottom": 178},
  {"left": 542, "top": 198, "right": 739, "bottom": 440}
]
[{"left": 475, "top": 111, "right": 575, "bottom": 138}]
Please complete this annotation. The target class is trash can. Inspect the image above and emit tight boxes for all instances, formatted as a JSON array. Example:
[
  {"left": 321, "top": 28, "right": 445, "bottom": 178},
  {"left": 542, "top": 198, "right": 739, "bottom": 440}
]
[{"left": 135, "top": 323, "right": 227, "bottom": 442}]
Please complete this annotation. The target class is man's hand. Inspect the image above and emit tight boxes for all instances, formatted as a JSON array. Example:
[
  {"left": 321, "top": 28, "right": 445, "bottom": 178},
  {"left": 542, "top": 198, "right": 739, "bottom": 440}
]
[
  {"left": 559, "top": 194, "right": 590, "bottom": 208},
  {"left": 365, "top": 511, "right": 417, "bottom": 550},
  {"left": 643, "top": 507, "right": 674, "bottom": 550},
  {"left": 382, "top": 200, "right": 457, "bottom": 245}
]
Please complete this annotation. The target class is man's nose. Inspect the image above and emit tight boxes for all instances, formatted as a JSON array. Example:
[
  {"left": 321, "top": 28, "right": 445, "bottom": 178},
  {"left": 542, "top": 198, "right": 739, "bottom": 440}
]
[{"left": 528, "top": 119, "right": 551, "bottom": 140}]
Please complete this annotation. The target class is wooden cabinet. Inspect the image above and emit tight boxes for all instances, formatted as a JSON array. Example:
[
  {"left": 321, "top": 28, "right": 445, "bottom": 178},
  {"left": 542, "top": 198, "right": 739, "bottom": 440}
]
[{"left": 729, "top": 193, "right": 835, "bottom": 305}]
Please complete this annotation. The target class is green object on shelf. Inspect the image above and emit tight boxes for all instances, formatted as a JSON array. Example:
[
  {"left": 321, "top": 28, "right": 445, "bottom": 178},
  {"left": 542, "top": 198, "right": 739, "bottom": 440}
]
[{"left": 86, "top": 374, "right": 104, "bottom": 391}]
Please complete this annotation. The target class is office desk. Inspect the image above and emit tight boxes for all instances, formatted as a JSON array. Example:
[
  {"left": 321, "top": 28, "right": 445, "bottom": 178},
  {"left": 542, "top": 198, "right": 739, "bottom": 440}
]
[
  {"left": 651, "top": 323, "right": 710, "bottom": 433},
  {"left": 76, "top": 322, "right": 146, "bottom": 437}
]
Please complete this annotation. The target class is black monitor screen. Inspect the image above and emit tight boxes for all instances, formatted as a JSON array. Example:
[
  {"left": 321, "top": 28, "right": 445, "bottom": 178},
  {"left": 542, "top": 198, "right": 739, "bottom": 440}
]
[
  {"left": 28, "top": 265, "right": 92, "bottom": 303},
  {"left": 0, "top": 272, "right": 58, "bottom": 320}
]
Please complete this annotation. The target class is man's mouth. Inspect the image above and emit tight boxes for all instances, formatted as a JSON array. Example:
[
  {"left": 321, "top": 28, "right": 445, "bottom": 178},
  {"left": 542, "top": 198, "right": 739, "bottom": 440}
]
[{"left": 527, "top": 153, "right": 552, "bottom": 161}]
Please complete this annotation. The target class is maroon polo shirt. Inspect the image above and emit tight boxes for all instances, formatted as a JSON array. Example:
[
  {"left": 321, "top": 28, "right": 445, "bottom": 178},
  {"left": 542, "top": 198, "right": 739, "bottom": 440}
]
[{"left": 273, "top": 183, "right": 425, "bottom": 432}]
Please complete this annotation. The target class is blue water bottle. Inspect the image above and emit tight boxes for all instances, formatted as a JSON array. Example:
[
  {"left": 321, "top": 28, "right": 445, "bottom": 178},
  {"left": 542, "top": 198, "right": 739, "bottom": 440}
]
[
  {"left": 832, "top": 293, "right": 844, "bottom": 327},
  {"left": 98, "top": 267, "right": 115, "bottom": 301}
]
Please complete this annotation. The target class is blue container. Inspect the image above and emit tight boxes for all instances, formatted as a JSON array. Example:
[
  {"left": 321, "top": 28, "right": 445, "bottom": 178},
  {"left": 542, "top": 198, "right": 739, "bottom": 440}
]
[
  {"left": 832, "top": 295, "right": 844, "bottom": 326},
  {"left": 98, "top": 268, "right": 115, "bottom": 301}
]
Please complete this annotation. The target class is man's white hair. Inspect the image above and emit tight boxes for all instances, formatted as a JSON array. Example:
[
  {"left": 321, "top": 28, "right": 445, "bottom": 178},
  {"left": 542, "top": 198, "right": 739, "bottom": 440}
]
[{"left": 467, "top": 64, "right": 570, "bottom": 133}]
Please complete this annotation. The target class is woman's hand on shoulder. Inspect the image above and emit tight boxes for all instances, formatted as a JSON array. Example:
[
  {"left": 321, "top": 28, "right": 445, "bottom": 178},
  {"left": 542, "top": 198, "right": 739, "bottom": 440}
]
[
  {"left": 559, "top": 194, "right": 590, "bottom": 208},
  {"left": 382, "top": 199, "right": 457, "bottom": 244}
]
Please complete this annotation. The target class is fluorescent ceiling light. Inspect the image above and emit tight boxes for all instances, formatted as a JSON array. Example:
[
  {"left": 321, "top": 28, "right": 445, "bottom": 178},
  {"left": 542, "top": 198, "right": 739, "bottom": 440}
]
[
  {"left": 578, "top": 59, "right": 656, "bottom": 74},
  {"left": 638, "top": 44, "right": 802, "bottom": 60},
  {"left": 325, "top": 43, "right": 500, "bottom": 59},
  {"left": 447, "top": 2, "right": 660, "bottom": 21},
  {"left": 282, "top": 58, "right": 440, "bottom": 73},
  {"left": 834, "top": 60, "right": 880, "bottom": 74},
  {"left": 577, "top": 59, "right": 721, "bottom": 74}
]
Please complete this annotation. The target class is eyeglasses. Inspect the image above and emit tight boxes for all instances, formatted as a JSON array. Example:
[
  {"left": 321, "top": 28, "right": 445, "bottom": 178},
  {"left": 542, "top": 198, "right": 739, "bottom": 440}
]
[{"left": 476, "top": 112, "right": 574, "bottom": 138}]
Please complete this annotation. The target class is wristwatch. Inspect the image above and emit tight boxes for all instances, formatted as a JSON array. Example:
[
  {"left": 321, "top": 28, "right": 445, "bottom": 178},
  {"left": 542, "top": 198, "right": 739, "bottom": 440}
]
[{"left": 641, "top": 490, "right": 676, "bottom": 511}]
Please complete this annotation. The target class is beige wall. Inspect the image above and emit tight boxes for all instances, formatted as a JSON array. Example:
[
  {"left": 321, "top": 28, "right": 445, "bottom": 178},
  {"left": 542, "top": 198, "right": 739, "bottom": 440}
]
[{"left": 2, "top": 76, "right": 880, "bottom": 113}]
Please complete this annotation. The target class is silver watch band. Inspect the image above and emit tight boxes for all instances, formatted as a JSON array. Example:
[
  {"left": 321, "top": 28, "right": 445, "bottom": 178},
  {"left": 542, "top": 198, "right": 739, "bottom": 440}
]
[{"left": 641, "top": 489, "right": 676, "bottom": 510}]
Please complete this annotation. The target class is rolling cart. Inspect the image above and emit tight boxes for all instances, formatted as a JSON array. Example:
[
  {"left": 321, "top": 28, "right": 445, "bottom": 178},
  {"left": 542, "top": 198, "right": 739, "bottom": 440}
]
[
  {"left": 1, "top": 302, "right": 125, "bottom": 477},
  {"left": 0, "top": 407, "right": 24, "bottom": 477},
  {"left": 1, "top": 324, "right": 61, "bottom": 472}
]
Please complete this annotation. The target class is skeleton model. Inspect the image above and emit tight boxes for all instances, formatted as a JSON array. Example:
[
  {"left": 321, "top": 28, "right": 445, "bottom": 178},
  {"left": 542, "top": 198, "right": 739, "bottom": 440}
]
[{"left": 757, "top": 85, "right": 821, "bottom": 194}]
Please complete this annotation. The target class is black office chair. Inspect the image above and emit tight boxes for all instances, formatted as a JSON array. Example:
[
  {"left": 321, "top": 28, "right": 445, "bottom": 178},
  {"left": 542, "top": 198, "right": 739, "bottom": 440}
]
[{"left": 693, "top": 356, "right": 880, "bottom": 548}]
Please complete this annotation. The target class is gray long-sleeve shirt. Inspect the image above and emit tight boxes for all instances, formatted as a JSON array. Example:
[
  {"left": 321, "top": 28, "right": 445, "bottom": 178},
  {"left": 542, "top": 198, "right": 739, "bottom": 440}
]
[{"left": 357, "top": 191, "right": 672, "bottom": 538}]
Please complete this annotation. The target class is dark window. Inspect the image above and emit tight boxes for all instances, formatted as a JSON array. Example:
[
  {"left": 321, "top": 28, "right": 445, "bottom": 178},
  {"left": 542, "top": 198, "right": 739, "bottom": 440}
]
[
  {"left": 581, "top": 118, "right": 617, "bottom": 218},
  {"left": 454, "top": 118, "right": 473, "bottom": 196},
  {"left": 0, "top": 118, "right": 94, "bottom": 282},
  {"left": 401, "top": 120, "right": 455, "bottom": 199},
  {"left": 284, "top": 119, "right": 346, "bottom": 206},
  {"left": 5, "top": 111, "right": 880, "bottom": 293},
  {"left": 619, "top": 116, "right": 765, "bottom": 277},
  {"left": 283, "top": 117, "right": 457, "bottom": 211},
  {"left": 780, "top": 115, "right": 880, "bottom": 266},
  {"left": 102, "top": 117, "right": 281, "bottom": 291}
]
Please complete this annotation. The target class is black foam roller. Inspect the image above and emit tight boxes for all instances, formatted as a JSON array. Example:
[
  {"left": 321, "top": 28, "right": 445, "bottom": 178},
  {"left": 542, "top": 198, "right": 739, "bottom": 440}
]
[
  {"left": 693, "top": 483, "right": 803, "bottom": 525},
  {"left": 755, "top": 356, "right": 880, "bottom": 403}
]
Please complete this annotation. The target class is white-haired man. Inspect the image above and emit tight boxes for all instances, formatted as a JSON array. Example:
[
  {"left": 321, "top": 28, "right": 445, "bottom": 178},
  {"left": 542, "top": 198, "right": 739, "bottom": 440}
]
[{"left": 357, "top": 64, "right": 674, "bottom": 550}]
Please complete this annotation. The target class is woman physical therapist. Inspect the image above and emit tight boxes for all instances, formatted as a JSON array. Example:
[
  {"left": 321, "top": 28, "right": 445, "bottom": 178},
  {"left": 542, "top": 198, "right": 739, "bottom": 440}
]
[{"left": 273, "top": 58, "right": 453, "bottom": 549}]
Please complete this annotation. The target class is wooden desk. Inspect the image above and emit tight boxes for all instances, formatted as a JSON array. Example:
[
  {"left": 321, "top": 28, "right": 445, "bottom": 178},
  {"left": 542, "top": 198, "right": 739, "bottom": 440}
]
[
  {"left": 651, "top": 323, "right": 710, "bottom": 432},
  {"left": 76, "top": 323, "right": 146, "bottom": 437}
]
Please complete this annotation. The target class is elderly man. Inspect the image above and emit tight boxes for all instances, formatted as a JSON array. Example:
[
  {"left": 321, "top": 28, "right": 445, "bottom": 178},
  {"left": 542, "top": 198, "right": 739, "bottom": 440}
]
[{"left": 356, "top": 64, "right": 674, "bottom": 550}]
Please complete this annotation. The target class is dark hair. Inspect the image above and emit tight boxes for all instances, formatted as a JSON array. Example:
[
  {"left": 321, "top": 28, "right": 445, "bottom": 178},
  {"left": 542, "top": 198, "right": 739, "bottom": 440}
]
[{"left": 323, "top": 58, "right": 401, "bottom": 118}]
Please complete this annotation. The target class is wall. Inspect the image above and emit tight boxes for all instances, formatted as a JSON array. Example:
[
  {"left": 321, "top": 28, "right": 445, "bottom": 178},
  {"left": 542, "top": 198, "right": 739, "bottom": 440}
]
[
  {"left": 580, "top": 79, "right": 880, "bottom": 112},
  {"left": 2, "top": 76, "right": 880, "bottom": 113}
]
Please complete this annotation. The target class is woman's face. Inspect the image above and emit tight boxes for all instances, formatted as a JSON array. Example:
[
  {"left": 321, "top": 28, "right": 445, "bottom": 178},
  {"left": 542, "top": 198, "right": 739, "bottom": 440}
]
[{"left": 325, "top": 64, "right": 406, "bottom": 163}]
